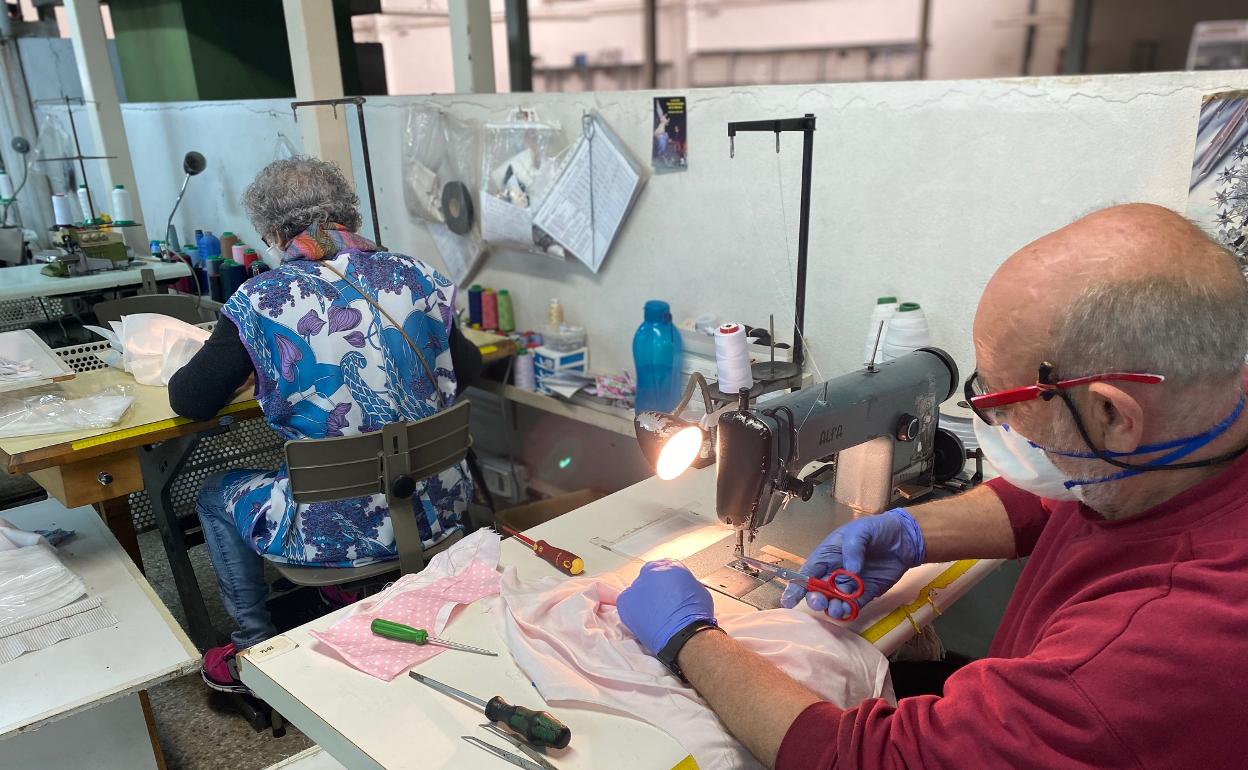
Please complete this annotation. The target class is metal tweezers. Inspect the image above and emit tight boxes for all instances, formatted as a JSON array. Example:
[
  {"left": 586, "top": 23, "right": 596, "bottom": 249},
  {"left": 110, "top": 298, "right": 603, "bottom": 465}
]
[{"left": 462, "top": 735, "right": 547, "bottom": 770}]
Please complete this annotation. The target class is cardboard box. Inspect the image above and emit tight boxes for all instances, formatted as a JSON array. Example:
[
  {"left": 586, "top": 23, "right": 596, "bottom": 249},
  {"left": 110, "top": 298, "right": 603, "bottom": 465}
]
[{"left": 497, "top": 488, "right": 605, "bottom": 532}]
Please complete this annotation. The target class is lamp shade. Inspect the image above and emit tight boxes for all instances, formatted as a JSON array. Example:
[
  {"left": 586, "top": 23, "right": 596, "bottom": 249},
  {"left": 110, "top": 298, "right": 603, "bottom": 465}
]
[
  {"left": 183, "top": 151, "right": 206, "bottom": 176},
  {"left": 634, "top": 411, "right": 715, "bottom": 480}
]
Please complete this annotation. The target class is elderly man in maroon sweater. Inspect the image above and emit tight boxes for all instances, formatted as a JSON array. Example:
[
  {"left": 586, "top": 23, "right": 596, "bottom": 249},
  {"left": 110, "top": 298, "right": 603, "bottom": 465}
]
[{"left": 618, "top": 203, "right": 1248, "bottom": 769}]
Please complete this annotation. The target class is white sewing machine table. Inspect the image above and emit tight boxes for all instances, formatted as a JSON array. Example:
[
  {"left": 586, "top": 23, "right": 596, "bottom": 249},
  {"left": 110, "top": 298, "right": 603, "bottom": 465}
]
[
  {"left": 240, "top": 466, "right": 1001, "bottom": 770},
  {"left": 0, "top": 499, "right": 198, "bottom": 769}
]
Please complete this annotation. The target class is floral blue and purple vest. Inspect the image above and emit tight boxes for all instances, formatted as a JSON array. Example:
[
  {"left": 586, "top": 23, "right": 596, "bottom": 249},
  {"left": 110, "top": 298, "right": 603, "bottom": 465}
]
[{"left": 220, "top": 223, "right": 469, "bottom": 567}]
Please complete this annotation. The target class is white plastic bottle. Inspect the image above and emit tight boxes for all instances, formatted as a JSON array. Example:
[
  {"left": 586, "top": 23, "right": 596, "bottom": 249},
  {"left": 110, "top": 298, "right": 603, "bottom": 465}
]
[
  {"left": 111, "top": 184, "right": 133, "bottom": 223},
  {"left": 864, "top": 296, "right": 898, "bottom": 365}
]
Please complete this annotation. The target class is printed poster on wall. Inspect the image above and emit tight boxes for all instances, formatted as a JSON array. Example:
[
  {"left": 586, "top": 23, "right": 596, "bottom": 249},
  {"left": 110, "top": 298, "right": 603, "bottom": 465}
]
[
  {"left": 652, "top": 96, "right": 688, "bottom": 173},
  {"left": 1188, "top": 90, "right": 1248, "bottom": 265}
]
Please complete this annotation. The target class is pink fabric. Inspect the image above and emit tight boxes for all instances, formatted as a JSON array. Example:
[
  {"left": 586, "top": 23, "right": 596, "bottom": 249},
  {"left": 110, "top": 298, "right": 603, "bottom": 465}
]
[{"left": 310, "top": 530, "right": 502, "bottom": 680}]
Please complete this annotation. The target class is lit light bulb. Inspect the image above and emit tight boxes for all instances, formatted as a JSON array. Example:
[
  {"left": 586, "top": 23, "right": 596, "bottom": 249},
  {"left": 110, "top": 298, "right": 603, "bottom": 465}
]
[{"left": 656, "top": 426, "right": 703, "bottom": 480}]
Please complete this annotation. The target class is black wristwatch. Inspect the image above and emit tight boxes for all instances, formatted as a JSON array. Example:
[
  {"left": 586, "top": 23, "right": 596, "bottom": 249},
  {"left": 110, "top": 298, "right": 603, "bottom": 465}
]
[{"left": 657, "top": 620, "right": 722, "bottom": 682}]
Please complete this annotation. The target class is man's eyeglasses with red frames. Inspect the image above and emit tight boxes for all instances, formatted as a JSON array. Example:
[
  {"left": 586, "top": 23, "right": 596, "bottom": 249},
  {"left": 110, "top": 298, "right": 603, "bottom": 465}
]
[{"left": 964, "top": 363, "right": 1165, "bottom": 426}]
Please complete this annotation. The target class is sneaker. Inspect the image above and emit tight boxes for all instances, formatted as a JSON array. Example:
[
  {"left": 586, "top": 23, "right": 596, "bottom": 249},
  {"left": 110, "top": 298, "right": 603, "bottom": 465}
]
[
  {"left": 201, "top": 643, "right": 250, "bottom": 694},
  {"left": 319, "top": 585, "right": 362, "bottom": 610}
]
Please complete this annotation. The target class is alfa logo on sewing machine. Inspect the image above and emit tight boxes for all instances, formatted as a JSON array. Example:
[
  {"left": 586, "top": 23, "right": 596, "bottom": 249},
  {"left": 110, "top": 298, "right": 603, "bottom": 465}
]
[{"left": 818, "top": 425, "right": 844, "bottom": 446}]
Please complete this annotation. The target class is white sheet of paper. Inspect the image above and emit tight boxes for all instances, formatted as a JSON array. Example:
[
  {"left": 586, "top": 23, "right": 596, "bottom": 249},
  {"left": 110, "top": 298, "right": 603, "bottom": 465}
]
[
  {"left": 479, "top": 192, "right": 534, "bottom": 248},
  {"left": 534, "top": 118, "right": 641, "bottom": 273},
  {"left": 427, "top": 222, "right": 482, "bottom": 287}
]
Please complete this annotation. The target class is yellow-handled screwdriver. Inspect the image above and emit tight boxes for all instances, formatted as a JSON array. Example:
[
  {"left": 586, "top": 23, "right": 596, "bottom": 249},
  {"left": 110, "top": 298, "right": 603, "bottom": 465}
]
[{"left": 370, "top": 618, "right": 497, "bottom": 656}]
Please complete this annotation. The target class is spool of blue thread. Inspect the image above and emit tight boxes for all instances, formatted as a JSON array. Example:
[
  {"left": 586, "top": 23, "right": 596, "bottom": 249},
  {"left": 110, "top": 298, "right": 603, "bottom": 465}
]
[
  {"left": 220, "top": 261, "right": 247, "bottom": 301},
  {"left": 468, "top": 284, "right": 483, "bottom": 327}
]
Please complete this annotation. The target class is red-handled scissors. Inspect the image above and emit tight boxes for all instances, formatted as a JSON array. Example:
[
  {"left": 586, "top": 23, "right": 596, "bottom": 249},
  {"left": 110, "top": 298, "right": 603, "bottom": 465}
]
[{"left": 739, "top": 556, "right": 866, "bottom": 620}]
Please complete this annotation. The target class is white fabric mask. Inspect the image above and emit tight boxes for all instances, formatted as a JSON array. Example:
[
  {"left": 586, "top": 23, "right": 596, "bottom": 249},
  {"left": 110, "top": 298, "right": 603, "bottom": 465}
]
[{"left": 973, "top": 417, "right": 1081, "bottom": 502}]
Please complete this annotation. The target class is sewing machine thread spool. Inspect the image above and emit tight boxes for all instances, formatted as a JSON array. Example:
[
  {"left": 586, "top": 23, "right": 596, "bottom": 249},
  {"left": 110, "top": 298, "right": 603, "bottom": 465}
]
[
  {"left": 76, "top": 185, "right": 92, "bottom": 221},
  {"left": 497, "top": 289, "right": 515, "bottom": 332},
  {"left": 482, "top": 289, "right": 499, "bottom": 330},
  {"left": 0, "top": 172, "right": 12, "bottom": 200},
  {"left": 221, "top": 261, "right": 247, "bottom": 300},
  {"left": 514, "top": 349, "right": 536, "bottom": 391},
  {"left": 231, "top": 243, "right": 246, "bottom": 264},
  {"left": 468, "top": 284, "right": 483, "bottom": 326},
  {"left": 242, "top": 248, "right": 259, "bottom": 268},
  {"left": 111, "top": 184, "right": 133, "bottom": 223},
  {"left": 204, "top": 256, "right": 223, "bottom": 278},
  {"left": 51, "top": 193, "right": 73, "bottom": 227},
  {"left": 715, "top": 322, "right": 753, "bottom": 394}
]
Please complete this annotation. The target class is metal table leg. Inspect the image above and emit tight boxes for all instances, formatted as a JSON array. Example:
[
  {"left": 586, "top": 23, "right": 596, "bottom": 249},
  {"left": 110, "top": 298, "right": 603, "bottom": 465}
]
[{"left": 139, "top": 433, "right": 223, "bottom": 650}]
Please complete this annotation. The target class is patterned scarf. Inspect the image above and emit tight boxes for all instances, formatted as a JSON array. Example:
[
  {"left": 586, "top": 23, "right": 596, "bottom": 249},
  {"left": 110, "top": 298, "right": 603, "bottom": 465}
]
[{"left": 281, "top": 221, "right": 378, "bottom": 263}]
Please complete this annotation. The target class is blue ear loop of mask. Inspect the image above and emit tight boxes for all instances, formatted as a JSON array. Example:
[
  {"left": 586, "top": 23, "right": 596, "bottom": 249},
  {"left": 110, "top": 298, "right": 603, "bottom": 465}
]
[{"left": 1019, "top": 394, "right": 1247, "bottom": 490}]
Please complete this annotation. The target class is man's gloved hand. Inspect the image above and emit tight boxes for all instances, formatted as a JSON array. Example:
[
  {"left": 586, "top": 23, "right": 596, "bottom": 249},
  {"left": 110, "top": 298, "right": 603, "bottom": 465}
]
[
  {"left": 779, "top": 507, "right": 926, "bottom": 619},
  {"left": 618, "top": 559, "right": 715, "bottom": 656}
]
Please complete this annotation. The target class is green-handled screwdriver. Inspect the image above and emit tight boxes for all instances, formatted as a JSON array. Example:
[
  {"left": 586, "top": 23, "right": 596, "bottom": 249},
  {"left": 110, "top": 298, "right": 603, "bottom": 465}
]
[
  {"left": 371, "top": 618, "right": 497, "bottom": 656},
  {"left": 409, "top": 671, "right": 572, "bottom": 749}
]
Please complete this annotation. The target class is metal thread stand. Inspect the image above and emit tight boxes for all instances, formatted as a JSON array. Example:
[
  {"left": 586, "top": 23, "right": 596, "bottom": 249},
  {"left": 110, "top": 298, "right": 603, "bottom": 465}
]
[
  {"left": 290, "top": 96, "right": 384, "bottom": 250},
  {"left": 727, "top": 114, "right": 817, "bottom": 373}
]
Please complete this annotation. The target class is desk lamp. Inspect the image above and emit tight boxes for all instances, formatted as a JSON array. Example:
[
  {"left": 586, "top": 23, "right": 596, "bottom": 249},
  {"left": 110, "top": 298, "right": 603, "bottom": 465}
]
[
  {"left": 164, "top": 150, "right": 206, "bottom": 251},
  {"left": 634, "top": 372, "right": 721, "bottom": 480},
  {"left": 1, "top": 136, "right": 31, "bottom": 229}
]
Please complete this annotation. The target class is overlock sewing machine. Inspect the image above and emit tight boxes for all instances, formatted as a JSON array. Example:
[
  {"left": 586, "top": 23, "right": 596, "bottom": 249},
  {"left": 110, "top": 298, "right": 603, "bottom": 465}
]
[{"left": 39, "top": 224, "right": 130, "bottom": 277}]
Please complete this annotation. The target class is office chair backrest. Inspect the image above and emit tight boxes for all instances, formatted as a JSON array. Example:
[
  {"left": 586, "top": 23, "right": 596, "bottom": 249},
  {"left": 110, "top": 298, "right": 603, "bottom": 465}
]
[{"left": 285, "top": 400, "right": 472, "bottom": 574}]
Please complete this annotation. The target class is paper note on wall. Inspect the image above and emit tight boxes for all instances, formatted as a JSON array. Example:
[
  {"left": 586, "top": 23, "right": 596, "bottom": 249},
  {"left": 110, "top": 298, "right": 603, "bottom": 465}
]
[{"left": 534, "top": 116, "right": 643, "bottom": 274}]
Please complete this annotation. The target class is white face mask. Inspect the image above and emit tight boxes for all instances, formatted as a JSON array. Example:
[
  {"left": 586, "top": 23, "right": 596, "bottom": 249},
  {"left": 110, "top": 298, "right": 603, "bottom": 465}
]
[
  {"left": 262, "top": 240, "right": 285, "bottom": 269},
  {"left": 973, "top": 417, "right": 1082, "bottom": 502}
]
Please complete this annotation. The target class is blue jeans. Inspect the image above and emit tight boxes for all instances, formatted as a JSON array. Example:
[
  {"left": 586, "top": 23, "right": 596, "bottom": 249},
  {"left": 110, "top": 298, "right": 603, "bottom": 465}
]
[{"left": 196, "top": 471, "right": 276, "bottom": 649}]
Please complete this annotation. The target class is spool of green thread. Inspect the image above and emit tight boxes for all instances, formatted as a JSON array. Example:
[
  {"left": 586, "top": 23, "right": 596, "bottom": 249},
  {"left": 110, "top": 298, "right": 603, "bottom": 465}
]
[{"left": 497, "top": 289, "right": 515, "bottom": 332}]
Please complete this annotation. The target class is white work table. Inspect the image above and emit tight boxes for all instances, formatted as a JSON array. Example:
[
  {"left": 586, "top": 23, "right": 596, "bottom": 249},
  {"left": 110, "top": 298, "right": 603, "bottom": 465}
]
[
  {"left": 241, "top": 467, "right": 1000, "bottom": 770},
  {"left": 0, "top": 499, "right": 198, "bottom": 769},
  {"left": 0, "top": 260, "right": 191, "bottom": 301}
]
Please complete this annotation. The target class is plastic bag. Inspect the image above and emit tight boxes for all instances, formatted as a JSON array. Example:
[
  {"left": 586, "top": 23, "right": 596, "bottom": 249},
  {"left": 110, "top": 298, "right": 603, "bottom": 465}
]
[
  {"left": 0, "top": 518, "right": 86, "bottom": 626},
  {"left": 479, "top": 109, "right": 568, "bottom": 258},
  {"left": 401, "top": 106, "right": 481, "bottom": 226},
  {"left": 86, "top": 313, "right": 210, "bottom": 386},
  {"left": 401, "top": 106, "right": 485, "bottom": 285},
  {"left": 0, "top": 385, "right": 133, "bottom": 438}
]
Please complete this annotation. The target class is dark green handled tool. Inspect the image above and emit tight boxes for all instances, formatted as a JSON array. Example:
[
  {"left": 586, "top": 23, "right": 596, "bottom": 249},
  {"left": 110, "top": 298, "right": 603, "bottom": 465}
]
[
  {"left": 371, "top": 618, "right": 497, "bottom": 656},
  {"left": 409, "top": 672, "right": 572, "bottom": 750}
]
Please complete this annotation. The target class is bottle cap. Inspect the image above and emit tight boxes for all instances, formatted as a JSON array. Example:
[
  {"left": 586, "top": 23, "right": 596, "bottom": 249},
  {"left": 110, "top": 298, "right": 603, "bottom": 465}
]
[
  {"left": 644, "top": 299, "right": 672, "bottom": 323},
  {"left": 898, "top": 302, "right": 921, "bottom": 312},
  {"left": 877, "top": 296, "right": 898, "bottom": 304}
]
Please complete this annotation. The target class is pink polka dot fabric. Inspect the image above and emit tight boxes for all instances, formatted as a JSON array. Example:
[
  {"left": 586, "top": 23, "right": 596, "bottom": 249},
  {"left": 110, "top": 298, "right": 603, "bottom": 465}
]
[{"left": 310, "top": 559, "right": 500, "bottom": 680}]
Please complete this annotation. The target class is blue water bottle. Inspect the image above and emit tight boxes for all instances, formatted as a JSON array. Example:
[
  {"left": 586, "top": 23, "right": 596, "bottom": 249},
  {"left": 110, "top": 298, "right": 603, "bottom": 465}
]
[
  {"left": 633, "top": 300, "right": 683, "bottom": 414},
  {"left": 203, "top": 230, "right": 221, "bottom": 259}
]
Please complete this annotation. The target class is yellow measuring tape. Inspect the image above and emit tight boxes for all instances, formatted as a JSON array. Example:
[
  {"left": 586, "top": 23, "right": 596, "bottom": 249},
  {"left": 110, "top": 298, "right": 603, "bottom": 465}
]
[
  {"left": 70, "top": 400, "right": 259, "bottom": 451},
  {"left": 859, "top": 559, "right": 978, "bottom": 644}
]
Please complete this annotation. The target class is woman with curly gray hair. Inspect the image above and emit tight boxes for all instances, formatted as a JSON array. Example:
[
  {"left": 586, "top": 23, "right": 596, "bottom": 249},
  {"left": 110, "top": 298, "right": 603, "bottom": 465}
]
[{"left": 168, "top": 156, "right": 482, "bottom": 694}]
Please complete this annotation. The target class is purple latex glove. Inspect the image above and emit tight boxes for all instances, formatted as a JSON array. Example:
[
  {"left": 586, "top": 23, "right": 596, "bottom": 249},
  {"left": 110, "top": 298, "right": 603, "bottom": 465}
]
[
  {"left": 779, "top": 507, "right": 926, "bottom": 619},
  {"left": 617, "top": 559, "right": 715, "bottom": 656}
]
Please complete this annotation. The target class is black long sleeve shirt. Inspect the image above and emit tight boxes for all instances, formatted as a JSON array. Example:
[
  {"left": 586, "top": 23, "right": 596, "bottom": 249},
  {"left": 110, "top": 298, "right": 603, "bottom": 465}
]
[{"left": 168, "top": 316, "right": 483, "bottom": 421}]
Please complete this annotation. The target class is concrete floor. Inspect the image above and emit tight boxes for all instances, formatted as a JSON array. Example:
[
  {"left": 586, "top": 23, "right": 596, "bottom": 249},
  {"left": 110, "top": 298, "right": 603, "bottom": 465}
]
[{"left": 137, "top": 529, "right": 315, "bottom": 770}]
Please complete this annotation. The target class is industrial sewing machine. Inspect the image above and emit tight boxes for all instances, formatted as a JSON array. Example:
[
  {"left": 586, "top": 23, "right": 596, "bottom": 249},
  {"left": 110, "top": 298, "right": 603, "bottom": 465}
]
[
  {"left": 717, "top": 347, "right": 960, "bottom": 556},
  {"left": 39, "top": 224, "right": 130, "bottom": 277},
  {"left": 637, "top": 348, "right": 966, "bottom": 607}
]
